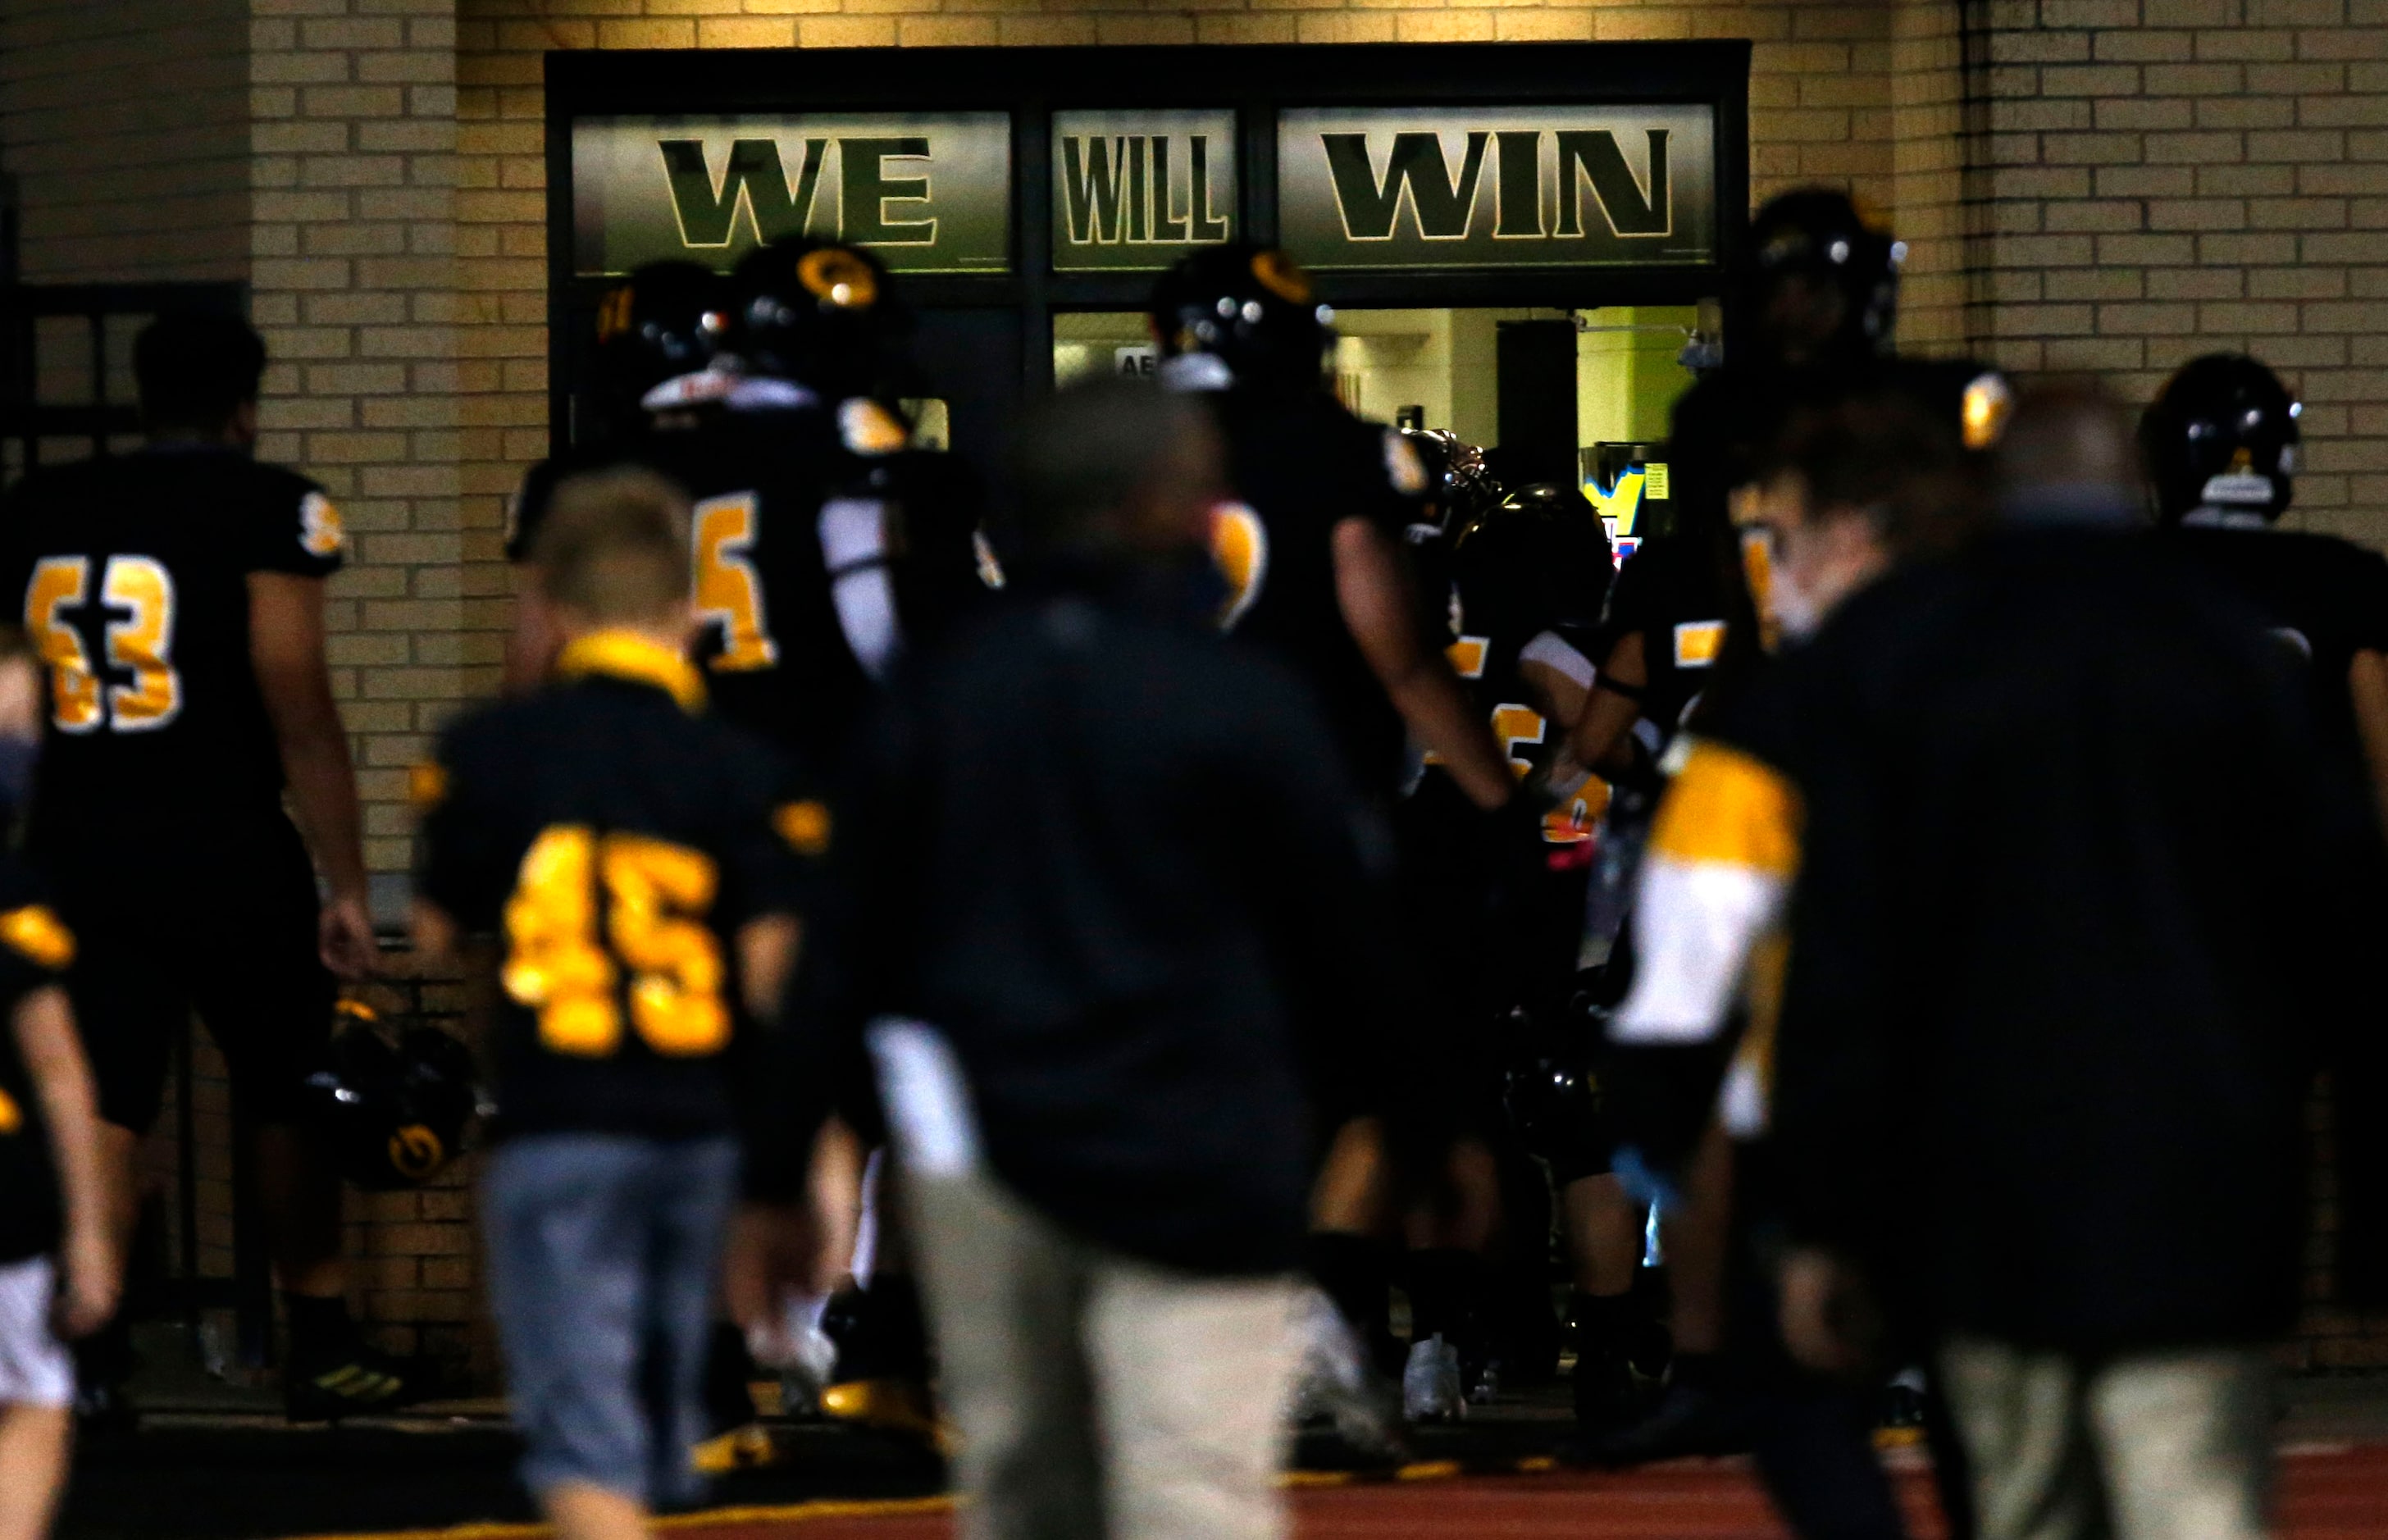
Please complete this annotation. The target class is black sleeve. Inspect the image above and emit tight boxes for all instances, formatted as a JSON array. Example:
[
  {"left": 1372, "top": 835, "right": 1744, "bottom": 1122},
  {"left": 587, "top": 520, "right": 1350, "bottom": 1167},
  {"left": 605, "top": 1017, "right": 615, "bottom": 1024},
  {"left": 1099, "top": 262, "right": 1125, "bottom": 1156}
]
[
  {"left": 412, "top": 720, "right": 511, "bottom": 932},
  {"left": 743, "top": 694, "right": 932, "bottom": 1201},
  {"left": 506, "top": 458, "right": 565, "bottom": 564},
  {"left": 0, "top": 863, "right": 74, "bottom": 1013},
  {"left": 2345, "top": 545, "right": 2388, "bottom": 656},
  {"left": 243, "top": 470, "right": 347, "bottom": 579},
  {"left": 709, "top": 741, "right": 823, "bottom": 934},
  {"left": 1233, "top": 663, "right": 1399, "bottom": 1116}
]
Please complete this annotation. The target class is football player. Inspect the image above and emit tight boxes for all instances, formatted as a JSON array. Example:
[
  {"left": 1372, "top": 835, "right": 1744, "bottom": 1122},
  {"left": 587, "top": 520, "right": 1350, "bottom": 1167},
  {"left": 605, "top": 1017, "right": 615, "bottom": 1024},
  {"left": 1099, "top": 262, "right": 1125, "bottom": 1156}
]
[
  {"left": 412, "top": 468, "right": 812, "bottom": 1540},
  {"left": 0, "top": 628, "right": 112, "bottom": 1540},
  {"left": 0, "top": 312, "right": 394, "bottom": 1421},
  {"left": 1602, "top": 385, "right": 1986, "bottom": 1540},
  {"left": 504, "top": 261, "right": 732, "bottom": 692},
  {"left": 1556, "top": 191, "right": 2004, "bottom": 1474},
  {"left": 1150, "top": 245, "right": 1524, "bottom": 1425},
  {"left": 2142, "top": 355, "right": 2388, "bottom": 1310}
]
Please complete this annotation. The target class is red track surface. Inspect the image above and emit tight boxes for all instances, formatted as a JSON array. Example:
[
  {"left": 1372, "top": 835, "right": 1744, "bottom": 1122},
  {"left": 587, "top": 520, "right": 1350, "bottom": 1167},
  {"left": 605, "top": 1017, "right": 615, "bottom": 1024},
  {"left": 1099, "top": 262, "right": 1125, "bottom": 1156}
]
[{"left": 659, "top": 1444, "right": 2388, "bottom": 1540}]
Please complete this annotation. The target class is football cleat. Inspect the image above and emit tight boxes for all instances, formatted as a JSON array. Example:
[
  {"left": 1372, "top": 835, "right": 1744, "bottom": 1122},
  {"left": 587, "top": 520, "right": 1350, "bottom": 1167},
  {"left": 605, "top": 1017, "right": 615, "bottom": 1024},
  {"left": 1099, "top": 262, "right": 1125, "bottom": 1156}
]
[
  {"left": 1401, "top": 1334, "right": 1466, "bottom": 1424},
  {"left": 284, "top": 1339, "right": 430, "bottom": 1424},
  {"left": 1287, "top": 1286, "right": 1403, "bottom": 1456}
]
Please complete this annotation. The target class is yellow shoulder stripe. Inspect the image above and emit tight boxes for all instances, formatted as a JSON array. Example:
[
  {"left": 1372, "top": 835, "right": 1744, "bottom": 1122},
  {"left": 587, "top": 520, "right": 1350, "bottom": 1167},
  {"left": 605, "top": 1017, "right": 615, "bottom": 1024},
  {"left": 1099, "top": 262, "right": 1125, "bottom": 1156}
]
[
  {"left": 773, "top": 800, "right": 833, "bottom": 859},
  {"left": 0, "top": 904, "right": 75, "bottom": 971},
  {"left": 1648, "top": 740, "right": 1802, "bottom": 876}
]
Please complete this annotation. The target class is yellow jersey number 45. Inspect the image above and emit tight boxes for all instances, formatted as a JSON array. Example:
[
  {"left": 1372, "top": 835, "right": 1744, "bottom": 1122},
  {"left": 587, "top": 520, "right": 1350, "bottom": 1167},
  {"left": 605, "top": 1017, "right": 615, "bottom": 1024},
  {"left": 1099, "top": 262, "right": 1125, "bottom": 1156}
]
[{"left": 502, "top": 825, "right": 731, "bottom": 1059}]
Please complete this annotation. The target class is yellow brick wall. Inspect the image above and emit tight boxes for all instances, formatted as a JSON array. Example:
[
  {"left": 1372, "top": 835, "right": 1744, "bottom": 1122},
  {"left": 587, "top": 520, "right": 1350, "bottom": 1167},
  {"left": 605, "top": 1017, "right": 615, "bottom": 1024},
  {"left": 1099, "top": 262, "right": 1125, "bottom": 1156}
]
[
  {"left": 0, "top": 0, "right": 253, "bottom": 282},
  {"left": 453, "top": 0, "right": 1916, "bottom": 625},
  {"left": 1967, "top": 0, "right": 2388, "bottom": 549}
]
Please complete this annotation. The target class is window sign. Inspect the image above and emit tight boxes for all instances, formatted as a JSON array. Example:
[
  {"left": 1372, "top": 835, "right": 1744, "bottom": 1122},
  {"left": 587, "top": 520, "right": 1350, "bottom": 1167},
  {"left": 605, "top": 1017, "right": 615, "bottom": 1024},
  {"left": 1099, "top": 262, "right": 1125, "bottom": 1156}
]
[
  {"left": 1276, "top": 105, "right": 1716, "bottom": 271},
  {"left": 1050, "top": 110, "right": 1237, "bottom": 271},
  {"left": 572, "top": 114, "right": 1012, "bottom": 276}
]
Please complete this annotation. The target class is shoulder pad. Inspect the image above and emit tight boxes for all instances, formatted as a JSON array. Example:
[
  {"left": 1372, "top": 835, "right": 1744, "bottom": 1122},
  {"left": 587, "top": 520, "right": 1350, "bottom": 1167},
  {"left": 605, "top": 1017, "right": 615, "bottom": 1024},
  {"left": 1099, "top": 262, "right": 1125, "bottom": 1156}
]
[
  {"left": 1383, "top": 430, "right": 1429, "bottom": 497},
  {"left": 840, "top": 399, "right": 910, "bottom": 458}
]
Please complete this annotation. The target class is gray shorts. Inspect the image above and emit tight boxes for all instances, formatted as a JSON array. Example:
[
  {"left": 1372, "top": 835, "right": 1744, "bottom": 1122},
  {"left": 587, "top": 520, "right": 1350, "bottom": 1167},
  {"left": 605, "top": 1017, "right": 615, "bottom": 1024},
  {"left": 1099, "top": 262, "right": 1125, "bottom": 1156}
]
[{"left": 481, "top": 1132, "right": 740, "bottom": 1509}]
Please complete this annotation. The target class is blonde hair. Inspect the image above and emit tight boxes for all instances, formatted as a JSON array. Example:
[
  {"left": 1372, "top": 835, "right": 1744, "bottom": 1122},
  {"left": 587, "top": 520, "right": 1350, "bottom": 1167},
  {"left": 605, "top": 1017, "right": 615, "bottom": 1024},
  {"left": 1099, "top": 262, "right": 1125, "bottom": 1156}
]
[{"left": 531, "top": 467, "right": 693, "bottom": 624}]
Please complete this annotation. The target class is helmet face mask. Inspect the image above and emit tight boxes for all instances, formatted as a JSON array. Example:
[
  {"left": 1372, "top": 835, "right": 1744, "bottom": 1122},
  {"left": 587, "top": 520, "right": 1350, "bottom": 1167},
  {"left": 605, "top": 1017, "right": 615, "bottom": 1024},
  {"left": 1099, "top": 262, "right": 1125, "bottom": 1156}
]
[
  {"left": 727, "top": 238, "right": 900, "bottom": 400},
  {"left": 2140, "top": 353, "right": 2300, "bottom": 524},
  {"left": 1740, "top": 189, "right": 1903, "bottom": 368},
  {"left": 1149, "top": 244, "right": 1333, "bottom": 392},
  {"left": 590, "top": 261, "right": 732, "bottom": 430},
  {"left": 300, "top": 1004, "right": 481, "bottom": 1192}
]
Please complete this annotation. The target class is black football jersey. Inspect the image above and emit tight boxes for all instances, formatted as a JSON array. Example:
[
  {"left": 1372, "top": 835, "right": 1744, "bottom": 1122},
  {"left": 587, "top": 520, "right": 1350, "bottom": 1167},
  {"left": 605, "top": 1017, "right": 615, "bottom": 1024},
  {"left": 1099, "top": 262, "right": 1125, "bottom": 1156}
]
[
  {"left": 414, "top": 635, "right": 820, "bottom": 1141},
  {"left": 2167, "top": 524, "right": 2388, "bottom": 772},
  {"left": 0, "top": 861, "right": 78, "bottom": 1264},
  {"left": 1598, "top": 534, "right": 1734, "bottom": 740},
  {"left": 510, "top": 402, "right": 985, "bottom": 766},
  {"left": 0, "top": 446, "right": 344, "bottom": 859},
  {"left": 1198, "top": 386, "right": 1429, "bottom": 798}
]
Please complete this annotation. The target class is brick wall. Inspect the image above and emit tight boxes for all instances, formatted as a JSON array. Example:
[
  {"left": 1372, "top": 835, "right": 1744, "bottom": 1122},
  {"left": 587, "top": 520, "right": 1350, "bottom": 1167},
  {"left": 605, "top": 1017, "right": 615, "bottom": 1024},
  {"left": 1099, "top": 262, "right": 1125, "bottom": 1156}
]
[
  {"left": 1958, "top": 0, "right": 2388, "bottom": 549},
  {"left": 248, "top": 0, "right": 482, "bottom": 1367},
  {"left": 0, "top": 0, "right": 253, "bottom": 282}
]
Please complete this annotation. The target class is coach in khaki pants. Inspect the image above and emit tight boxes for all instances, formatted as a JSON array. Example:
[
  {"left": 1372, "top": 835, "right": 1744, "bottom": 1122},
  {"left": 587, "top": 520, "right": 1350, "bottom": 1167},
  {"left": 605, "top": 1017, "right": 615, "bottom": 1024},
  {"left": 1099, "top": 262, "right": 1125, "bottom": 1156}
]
[{"left": 745, "top": 379, "right": 1390, "bottom": 1540}]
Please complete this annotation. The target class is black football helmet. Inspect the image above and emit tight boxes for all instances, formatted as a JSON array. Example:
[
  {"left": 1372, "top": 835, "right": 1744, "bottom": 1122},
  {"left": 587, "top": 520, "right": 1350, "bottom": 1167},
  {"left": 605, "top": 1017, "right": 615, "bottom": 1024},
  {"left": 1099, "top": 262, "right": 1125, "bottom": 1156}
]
[
  {"left": 2140, "top": 353, "right": 2301, "bottom": 523},
  {"left": 1149, "top": 244, "right": 1335, "bottom": 391},
  {"left": 1401, "top": 428, "right": 1503, "bottom": 533},
  {"left": 300, "top": 1002, "right": 481, "bottom": 1191},
  {"left": 727, "top": 239, "right": 899, "bottom": 401},
  {"left": 590, "top": 261, "right": 732, "bottom": 421},
  {"left": 1452, "top": 483, "right": 1616, "bottom": 645},
  {"left": 1741, "top": 188, "right": 1903, "bottom": 365}
]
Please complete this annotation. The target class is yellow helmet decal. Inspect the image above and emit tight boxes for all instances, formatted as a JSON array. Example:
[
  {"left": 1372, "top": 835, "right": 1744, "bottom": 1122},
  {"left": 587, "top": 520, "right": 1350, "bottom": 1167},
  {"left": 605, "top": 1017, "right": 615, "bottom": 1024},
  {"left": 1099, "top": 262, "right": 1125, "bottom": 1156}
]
[
  {"left": 595, "top": 285, "right": 636, "bottom": 344},
  {"left": 1250, "top": 249, "right": 1313, "bottom": 305},
  {"left": 798, "top": 248, "right": 879, "bottom": 312},
  {"left": 388, "top": 1124, "right": 444, "bottom": 1181}
]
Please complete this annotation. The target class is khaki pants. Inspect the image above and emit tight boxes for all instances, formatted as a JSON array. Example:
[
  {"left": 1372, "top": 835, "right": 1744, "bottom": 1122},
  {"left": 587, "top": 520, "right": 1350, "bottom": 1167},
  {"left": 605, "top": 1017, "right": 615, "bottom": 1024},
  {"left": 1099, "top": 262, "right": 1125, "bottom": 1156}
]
[
  {"left": 905, "top": 1171, "right": 1300, "bottom": 1540},
  {"left": 1939, "top": 1339, "right": 2273, "bottom": 1540}
]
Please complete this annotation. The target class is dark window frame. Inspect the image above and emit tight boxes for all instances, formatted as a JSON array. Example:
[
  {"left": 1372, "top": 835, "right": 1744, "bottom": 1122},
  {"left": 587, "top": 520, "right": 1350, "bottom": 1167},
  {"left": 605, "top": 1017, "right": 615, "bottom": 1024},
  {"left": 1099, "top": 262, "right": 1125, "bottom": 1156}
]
[{"left": 543, "top": 40, "right": 1752, "bottom": 448}]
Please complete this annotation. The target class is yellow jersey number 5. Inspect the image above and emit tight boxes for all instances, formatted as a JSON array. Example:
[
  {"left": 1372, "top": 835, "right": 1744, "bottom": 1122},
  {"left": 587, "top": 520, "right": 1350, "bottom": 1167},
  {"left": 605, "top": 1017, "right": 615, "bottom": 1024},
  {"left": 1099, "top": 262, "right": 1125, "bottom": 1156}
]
[
  {"left": 501, "top": 825, "right": 731, "bottom": 1059},
  {"left": 26, "top": 555, "right": 181, "bottom": 734}
]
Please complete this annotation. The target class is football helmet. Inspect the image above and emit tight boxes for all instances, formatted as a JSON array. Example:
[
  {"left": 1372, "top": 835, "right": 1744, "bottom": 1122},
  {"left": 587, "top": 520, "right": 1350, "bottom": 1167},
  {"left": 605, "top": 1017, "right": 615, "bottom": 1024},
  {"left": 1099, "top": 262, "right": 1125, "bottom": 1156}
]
[
  {"left": 1150, "top": 244, "right": 1335, "bottom": 391},
  {"left": 2140, "top": 353, "right": 2300, "bottom": 523},
  {"left": 1401, "top": 429, "right": 1503, "bottom": 532},
  {"left": 727, "top": 239, "right": 899, "bottom": 401},
  {"left": 590, "top": 261, "right": 732, "bottom": 421},
  {"left": 1741, "top": 188, "right": 1903, "bottom": 364},
  {"left": 1451, "top": 483, "right": 1616, "bottom": 644},
  {"left": 300, "top": 1002, "right": 481, "bottom": 1191}
]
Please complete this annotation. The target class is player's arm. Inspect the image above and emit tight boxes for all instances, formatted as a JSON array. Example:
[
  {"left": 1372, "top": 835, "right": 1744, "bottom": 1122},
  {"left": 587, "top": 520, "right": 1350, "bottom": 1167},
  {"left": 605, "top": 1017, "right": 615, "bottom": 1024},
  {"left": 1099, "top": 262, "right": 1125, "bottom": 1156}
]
[
  {"left": 251, "top": 572, "right": 375, "bottom": 980},
  {"left": 736, "top": 914, "right": 801, "bottom": 1025},
  {"left": 2348, "top": 649, "right": 2388, "bottom": 841},
  {"left": 1603, "top": 737, "right": 1802, "bottom": 1187},
  {"left": 16, "top": 985, "right": 116, "bottom": 1337},
  {"left": 1330, "top": 515, "right": 1512, "bottom": 811}
]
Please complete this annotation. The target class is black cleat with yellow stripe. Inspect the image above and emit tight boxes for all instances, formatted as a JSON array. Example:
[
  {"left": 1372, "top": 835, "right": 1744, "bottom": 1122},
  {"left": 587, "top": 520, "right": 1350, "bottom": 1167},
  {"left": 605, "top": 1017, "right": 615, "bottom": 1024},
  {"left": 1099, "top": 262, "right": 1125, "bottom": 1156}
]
[{"left": 284, "top": 1340, "right": 430, "bottom": 1424}]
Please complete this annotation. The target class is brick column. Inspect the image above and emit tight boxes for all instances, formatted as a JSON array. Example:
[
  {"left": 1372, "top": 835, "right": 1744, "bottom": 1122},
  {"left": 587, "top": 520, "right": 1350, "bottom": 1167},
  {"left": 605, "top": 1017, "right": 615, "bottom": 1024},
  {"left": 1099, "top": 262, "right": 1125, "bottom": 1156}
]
[{"left": 250, "top": 0, "right": 483, "bottom": 1374}]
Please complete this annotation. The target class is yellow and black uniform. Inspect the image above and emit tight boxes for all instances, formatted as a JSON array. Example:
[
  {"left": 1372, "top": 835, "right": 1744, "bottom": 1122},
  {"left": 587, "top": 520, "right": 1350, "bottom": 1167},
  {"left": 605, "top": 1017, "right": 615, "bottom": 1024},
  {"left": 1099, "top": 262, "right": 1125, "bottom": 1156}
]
[
  {"left": 0, "top": 444, "right": 344, "bottom": 1133},
  {"left": 413, "top": 633, "right": 816, "bottom": 1141},
  {"left": 509, "top": 402, "right": 985, "bottom": 769},
  {"left": 1198, "top": 386, "right": 1431, "bottom": 801},
  {"left": 0, "top": 864, "right": 75, "bottom": 1266}
]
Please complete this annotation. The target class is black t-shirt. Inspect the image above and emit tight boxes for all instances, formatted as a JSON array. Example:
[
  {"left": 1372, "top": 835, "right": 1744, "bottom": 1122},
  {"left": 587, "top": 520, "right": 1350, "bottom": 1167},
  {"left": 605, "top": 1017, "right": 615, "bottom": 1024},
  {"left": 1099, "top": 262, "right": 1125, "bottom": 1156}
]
[
  {"left": 1199, "top": 387, "right": 1429, "bottom": 798},
  {"left": 0, "top": 447, "right": 344, "bottom": 861},
  {"left": 1598, "top": 534, "right": 1733, "bottom": 739},
  {"left": 510, "top": 403, "right": 987, "bottom": 767},
  {"left": 0, "top": 863, "right": 78, "bottom": 1264},
  {"left": 2165, "top": 524, "right": 2388, "bottom": 775},
  {"left": 414, "top": 640, "right": 817, "bottom": 1141}
]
